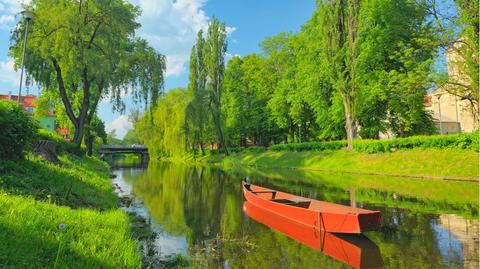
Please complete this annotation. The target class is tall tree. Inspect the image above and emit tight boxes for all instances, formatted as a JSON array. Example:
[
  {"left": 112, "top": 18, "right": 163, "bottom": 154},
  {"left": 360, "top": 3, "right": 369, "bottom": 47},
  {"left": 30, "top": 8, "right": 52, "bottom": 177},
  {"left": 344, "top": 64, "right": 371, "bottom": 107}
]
[
  {"left": 318, "top": 0, "right": 361, "bottom": 150},
  {"left": 205, "top": 18, "right": 229, "bottom": 155},
  {"left": 186, "top": 31, "right": 209, "bottom": 154},
  {"left": 10, "top": 0, "right": 165, "bottom": 154}
]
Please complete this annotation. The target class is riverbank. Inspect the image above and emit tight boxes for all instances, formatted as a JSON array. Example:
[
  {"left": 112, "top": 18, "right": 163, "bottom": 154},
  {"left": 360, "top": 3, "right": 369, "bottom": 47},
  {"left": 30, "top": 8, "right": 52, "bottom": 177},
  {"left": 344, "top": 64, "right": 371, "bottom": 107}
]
[
  {"left": 0, "top": 154, "right": 141, "bottom": 268},
  {"left": 205, "top": 148, "right": 479, "bottom": 181}
]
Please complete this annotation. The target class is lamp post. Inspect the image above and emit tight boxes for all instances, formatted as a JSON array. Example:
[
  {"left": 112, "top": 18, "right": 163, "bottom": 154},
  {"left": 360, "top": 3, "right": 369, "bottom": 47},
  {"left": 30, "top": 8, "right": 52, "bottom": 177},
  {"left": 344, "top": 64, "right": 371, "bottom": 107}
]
[
  {"left": 298, "top": 123, "right": 301, "bottom": 143},
  {"left": 436, "top": 94, "right": 443, "bottom": 134},
  {"left": 17, "top": 10, "right": 35, "bottom": 103}
]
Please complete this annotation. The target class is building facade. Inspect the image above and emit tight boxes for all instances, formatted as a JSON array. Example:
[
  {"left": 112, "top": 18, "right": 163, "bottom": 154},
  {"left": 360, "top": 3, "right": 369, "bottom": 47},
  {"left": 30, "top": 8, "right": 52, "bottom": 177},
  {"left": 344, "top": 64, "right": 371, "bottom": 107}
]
[
  {"left": 425, "top": 42, "right": 478, "bottom": 133},
  {"left": 0, "top": 93, "right": 55, "bottom": 131}
]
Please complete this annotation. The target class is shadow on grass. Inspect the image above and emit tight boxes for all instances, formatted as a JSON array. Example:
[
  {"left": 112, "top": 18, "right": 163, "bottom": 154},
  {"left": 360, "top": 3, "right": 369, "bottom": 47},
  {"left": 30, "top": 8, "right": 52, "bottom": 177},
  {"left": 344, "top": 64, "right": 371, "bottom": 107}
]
[
  {"left": 0, "top": 223, "right": 116, "bottom": 269},
  {"left": 0, "top": 157, "right": 117, "bottom": 210}
]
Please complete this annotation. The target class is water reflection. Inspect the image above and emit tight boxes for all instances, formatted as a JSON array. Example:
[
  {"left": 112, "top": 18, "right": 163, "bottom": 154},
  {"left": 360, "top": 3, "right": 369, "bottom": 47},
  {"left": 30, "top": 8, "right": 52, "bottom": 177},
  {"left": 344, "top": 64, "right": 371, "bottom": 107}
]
[
  {"left": 113, "top": 162, "right": 479, "bottom": 268},
  {"left": 243, "top": 201, "right": 384, "bottom": 269}
]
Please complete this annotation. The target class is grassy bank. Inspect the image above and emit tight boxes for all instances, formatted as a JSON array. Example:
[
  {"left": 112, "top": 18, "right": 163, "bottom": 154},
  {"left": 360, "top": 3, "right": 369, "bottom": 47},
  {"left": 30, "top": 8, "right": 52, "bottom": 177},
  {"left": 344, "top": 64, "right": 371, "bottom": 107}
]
[
  {"left": 207, "top": 148, "right": 479, "bottom": 180},
  {"left": 0, "top": 154, "right": 141, "bottom": 268}
]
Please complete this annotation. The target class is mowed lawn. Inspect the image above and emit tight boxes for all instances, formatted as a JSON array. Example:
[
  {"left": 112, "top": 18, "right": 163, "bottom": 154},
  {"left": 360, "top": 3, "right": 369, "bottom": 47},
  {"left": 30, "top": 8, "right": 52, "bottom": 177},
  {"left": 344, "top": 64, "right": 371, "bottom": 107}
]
[{"left": 217, "top": 148, "right": 479, "bottom": 180}]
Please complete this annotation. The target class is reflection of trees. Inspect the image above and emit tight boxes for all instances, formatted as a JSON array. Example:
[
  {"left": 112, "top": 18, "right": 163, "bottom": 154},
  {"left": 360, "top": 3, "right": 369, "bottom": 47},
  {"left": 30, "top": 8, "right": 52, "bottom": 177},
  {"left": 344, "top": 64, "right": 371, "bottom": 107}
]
[
  {"left": 133, "top": 163, "right": 190, "bottom": 236},
  {"left": 130, "top": 163, "right": 475, "bottom": 268}
]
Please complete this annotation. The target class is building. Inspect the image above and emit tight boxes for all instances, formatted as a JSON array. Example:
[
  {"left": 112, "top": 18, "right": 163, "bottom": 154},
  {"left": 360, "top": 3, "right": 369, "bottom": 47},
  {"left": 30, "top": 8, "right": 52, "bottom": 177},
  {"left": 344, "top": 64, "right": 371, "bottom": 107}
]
[
  {"left": 425, "top": 41, "right": 478, "bottom": 133},
  {"left": 438, "top": 214, "right": 479, "bottom": 269},
  {"left": 0, "top": 93, "right": 55, "bottom": 131}
]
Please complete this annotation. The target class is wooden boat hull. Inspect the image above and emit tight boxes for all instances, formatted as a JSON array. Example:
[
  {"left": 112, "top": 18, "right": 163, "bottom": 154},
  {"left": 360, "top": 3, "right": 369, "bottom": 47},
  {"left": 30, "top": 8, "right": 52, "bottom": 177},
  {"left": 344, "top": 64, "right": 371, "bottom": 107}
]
[
  {"left": 242, "top": 181, "right": 381, "bottom": 234},
  {"left": 243, "top": 201, "right": 384, "bottom": 269}
]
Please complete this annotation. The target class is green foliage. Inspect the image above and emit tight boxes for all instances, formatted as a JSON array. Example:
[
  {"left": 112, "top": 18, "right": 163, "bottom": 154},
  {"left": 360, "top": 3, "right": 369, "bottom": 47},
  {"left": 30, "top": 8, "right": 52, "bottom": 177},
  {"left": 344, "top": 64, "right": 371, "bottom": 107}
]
[
  {"left": 139, "top": 0, "right": 476, "bottom": 160},
  {"left": 269, "top": 132, "right": 479, "bottom": 153},
  {"left": 123, "top": 129, "right": 140, "bottom": 145},
  {"left": 204, "top": 18, "right": 229, "bottom": 155},
  {"left": 0, "top": 100, "right": 38, "bottom": 159},
  {"left": 10, "top": 0, "right": 165, "bottom": 148},
  {"left": 223, "top": 55, "right": 279, "bottom": 146},
  {"left": 436, "top": 0, "right": 479, "bottom": 123},
  {"left": 353, "top": 131, "right": 479, "bottom": 153},
  {"left": 270, "top": 141, "right": 346, "bottom": 152},
  {"left": 136, "top": 88, "right": 191, "bottom": 159},
  {"left": 90, "top": 115, "right": 108, "bottom": 145},
  {"left": 36, "top": 129, "right": 79, "bottom": 154}
]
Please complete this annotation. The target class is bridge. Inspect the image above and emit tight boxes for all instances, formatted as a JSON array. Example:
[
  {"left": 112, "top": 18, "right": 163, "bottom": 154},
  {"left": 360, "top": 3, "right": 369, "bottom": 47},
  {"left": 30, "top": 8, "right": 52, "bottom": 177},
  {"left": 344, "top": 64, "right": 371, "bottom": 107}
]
[
  {"left": 99, "top": 145, "right": 149, "bottom": 164},
  {"left": 99, "top": 145, "right": 148, "bottom": 154}
]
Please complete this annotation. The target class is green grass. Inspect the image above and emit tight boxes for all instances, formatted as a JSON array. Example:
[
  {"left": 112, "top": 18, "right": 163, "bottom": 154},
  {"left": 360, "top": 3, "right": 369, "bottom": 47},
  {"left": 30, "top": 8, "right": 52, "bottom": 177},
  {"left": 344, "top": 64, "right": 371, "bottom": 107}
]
[
  {"left": 0, "top": 154, "right": 141, "bottom": 268},
  {"left": 210, "top": 148, "right": 479, "bottom": 180}
]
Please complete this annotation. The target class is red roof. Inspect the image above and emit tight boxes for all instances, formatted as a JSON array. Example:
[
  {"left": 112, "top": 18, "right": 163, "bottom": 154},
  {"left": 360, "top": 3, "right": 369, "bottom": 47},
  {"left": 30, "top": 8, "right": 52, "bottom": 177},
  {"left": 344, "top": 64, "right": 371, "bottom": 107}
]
[
  {"left": 0, "top": 94, "right": 54, "bottom": 116},
  {"left": 57, "top": 128, "right": 69, "bottom": 136}
]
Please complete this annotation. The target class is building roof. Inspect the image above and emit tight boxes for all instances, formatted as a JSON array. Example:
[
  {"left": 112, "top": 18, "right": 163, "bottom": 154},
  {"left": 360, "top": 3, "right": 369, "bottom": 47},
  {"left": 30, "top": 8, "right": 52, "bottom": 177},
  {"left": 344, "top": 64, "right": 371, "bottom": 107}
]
[
  {"left": 57, "top": 128, "right": 70, "bottom": 136},
  {"left": 0, "top": 94, "right": 54, "bottom": 116}
]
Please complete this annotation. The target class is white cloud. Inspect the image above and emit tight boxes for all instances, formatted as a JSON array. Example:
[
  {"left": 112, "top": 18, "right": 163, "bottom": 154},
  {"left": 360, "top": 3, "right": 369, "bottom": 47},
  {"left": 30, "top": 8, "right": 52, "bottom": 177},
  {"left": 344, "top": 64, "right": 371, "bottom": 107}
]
[
  {"left": 226, "top": 26, "right": 236, "bottom": 36},
  {"left": 0, "top": 58, "right": 19, "bottom": 88},
  {"left": 0, "top": 0, "right": 31, "bottom": 28},
  {"left": 134, "top": 0, "right": 209, "bottom": 78},
  {"left": 133, "top": 0, "right": 235, "bottom": 78},
  {"left": 106, "top": 115, "right": 132, "bottom": 139}
]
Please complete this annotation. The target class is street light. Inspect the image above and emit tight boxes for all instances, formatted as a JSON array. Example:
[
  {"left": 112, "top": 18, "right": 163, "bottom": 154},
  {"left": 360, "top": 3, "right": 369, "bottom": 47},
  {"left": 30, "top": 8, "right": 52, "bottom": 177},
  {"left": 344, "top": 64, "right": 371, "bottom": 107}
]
[
  {"left": 298, "top": 123, "right": 301, "bottom": 143},
  {"left": 436, "top": 94, "right": 443, "bottom": 134},
  {"left": 18, "top": 10, "right": 35, "bottom": 103}
]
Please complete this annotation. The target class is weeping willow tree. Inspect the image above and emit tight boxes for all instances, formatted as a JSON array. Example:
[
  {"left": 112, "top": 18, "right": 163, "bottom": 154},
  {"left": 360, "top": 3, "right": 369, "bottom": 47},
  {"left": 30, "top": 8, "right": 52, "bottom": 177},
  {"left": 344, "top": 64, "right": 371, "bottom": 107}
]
[
  {"left": 9, "top": 0, "right": 165, "bottom": 155},
  {"left": 136, "top": 88, "right": 191, "bottom": 159}
]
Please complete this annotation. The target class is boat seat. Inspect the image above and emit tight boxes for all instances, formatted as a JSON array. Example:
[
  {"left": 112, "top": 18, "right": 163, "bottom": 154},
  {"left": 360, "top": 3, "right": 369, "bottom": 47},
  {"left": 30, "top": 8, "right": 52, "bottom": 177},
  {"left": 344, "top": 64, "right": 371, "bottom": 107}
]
[
  {"left": 252, "top": 190, "right": 277, "bottom": 199},
  {"left": 271, "top": 198, "right": 311, "bottom": 209}
]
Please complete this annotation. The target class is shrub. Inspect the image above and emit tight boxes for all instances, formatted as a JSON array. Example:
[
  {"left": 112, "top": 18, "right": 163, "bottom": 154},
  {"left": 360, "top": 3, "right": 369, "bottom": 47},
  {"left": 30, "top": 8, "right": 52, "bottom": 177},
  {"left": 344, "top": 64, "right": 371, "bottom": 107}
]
[
  {"left": 353, "top": 131, "right": 479, "bottom": 153},
  {"left": 270, "top": 140, "right": 347, "bottom": 152},
  {"left": 36, "top": 129, "right": 79, "bottom": 154},
  {"left": 0, "top": 100, "right": 38, "bottom": 159},
  {"left": 267, "top": 131, "right": 479, "bottom": 153}
]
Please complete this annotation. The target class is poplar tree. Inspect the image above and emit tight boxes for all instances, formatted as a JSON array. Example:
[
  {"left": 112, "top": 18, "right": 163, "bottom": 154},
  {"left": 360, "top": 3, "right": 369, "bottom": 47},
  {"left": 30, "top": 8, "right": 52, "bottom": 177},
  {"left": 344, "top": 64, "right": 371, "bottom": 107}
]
[
  {"left": 205, "top": 18, "right": 229, "bottom": 155},
  {"left": 318, "top": 0, "right": 361, "bottom": 150}
]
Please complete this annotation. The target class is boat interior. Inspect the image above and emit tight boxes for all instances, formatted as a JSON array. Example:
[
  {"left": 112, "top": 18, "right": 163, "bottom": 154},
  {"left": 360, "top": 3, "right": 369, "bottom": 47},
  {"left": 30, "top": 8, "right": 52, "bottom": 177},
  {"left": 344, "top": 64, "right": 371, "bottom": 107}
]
[{"left": 245, "top": 183, "right": 311, "bottom": 209}]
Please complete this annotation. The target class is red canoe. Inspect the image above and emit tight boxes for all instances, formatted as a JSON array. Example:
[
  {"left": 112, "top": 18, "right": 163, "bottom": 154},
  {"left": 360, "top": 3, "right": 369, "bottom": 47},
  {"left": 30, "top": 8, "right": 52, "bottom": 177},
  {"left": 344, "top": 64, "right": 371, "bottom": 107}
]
[
  {"left": 242, "top": 181, "right": 381, "bottom": 234},
  {"left": 243, "top": 201, "right": 384, "bottom": 269}
]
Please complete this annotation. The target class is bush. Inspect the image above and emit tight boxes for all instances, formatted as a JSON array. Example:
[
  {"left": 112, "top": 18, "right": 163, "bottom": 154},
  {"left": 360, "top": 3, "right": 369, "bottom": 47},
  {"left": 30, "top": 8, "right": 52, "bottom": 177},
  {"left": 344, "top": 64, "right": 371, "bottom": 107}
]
[
  {"left": 268, "top": 131, "right": 479, "bottom": 153},
  {"left": 36, "top": 129, "right": 79, "bottom": 154},
  {"left": 270, "top": 140, "right": 347, "bottom": 152},
  {"left": 353, "top": 131, "right": 479, "bottom": 153},
  {"left": 0, "top": 100, "right": 38, "bottom": 159}
]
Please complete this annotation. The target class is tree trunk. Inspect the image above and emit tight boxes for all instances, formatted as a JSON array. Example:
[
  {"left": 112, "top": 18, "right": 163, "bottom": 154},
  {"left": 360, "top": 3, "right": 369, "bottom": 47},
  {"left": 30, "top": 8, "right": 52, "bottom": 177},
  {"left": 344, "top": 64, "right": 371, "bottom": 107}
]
[
  {"left": 52, "top": 59, "right": 92, "bottom": 152},
  {"left": 85, "top": 127, "right": 94, "bottom": 157},
  {"left": 343, "top": 95, "right": 357, "bottom": 151},
  {"left": 211, "top": 108, "right": 229, "bottom": 155}
]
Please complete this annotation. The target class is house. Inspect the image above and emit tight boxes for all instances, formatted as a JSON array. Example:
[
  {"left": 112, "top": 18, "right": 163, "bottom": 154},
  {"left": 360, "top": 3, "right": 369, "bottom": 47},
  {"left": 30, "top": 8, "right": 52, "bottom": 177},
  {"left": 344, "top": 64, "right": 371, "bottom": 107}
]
[
  {"left": 57, "top": 128, "right": 70, "bottom": 141},
  {"left": 425, "top": 41, "right": 478, "bottom": 134},
  {"left": 0, "top": 93, "right": 56, "bottom": 132}
]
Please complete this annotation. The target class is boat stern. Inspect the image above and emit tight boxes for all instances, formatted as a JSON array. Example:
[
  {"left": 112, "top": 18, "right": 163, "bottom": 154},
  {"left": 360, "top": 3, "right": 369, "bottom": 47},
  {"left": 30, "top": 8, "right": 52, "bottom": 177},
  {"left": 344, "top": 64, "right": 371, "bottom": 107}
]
[{"left": 358, "top": 211, "right": 381, "bottom": 232}]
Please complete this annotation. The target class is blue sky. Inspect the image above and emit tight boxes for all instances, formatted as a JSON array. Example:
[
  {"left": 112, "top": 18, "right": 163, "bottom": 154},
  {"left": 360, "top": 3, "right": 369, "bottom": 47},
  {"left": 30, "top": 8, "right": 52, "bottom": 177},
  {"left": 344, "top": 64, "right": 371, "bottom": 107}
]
[{"left": 0, "top": 0, "right": 316, "bottom": 138}]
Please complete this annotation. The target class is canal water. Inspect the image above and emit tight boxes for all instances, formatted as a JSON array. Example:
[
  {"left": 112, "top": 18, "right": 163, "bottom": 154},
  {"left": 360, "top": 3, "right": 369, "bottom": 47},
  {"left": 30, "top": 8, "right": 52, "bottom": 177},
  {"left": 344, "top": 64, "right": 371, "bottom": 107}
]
[{"left": 112, "top": 162, "right": 479, "bottom": 269}]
